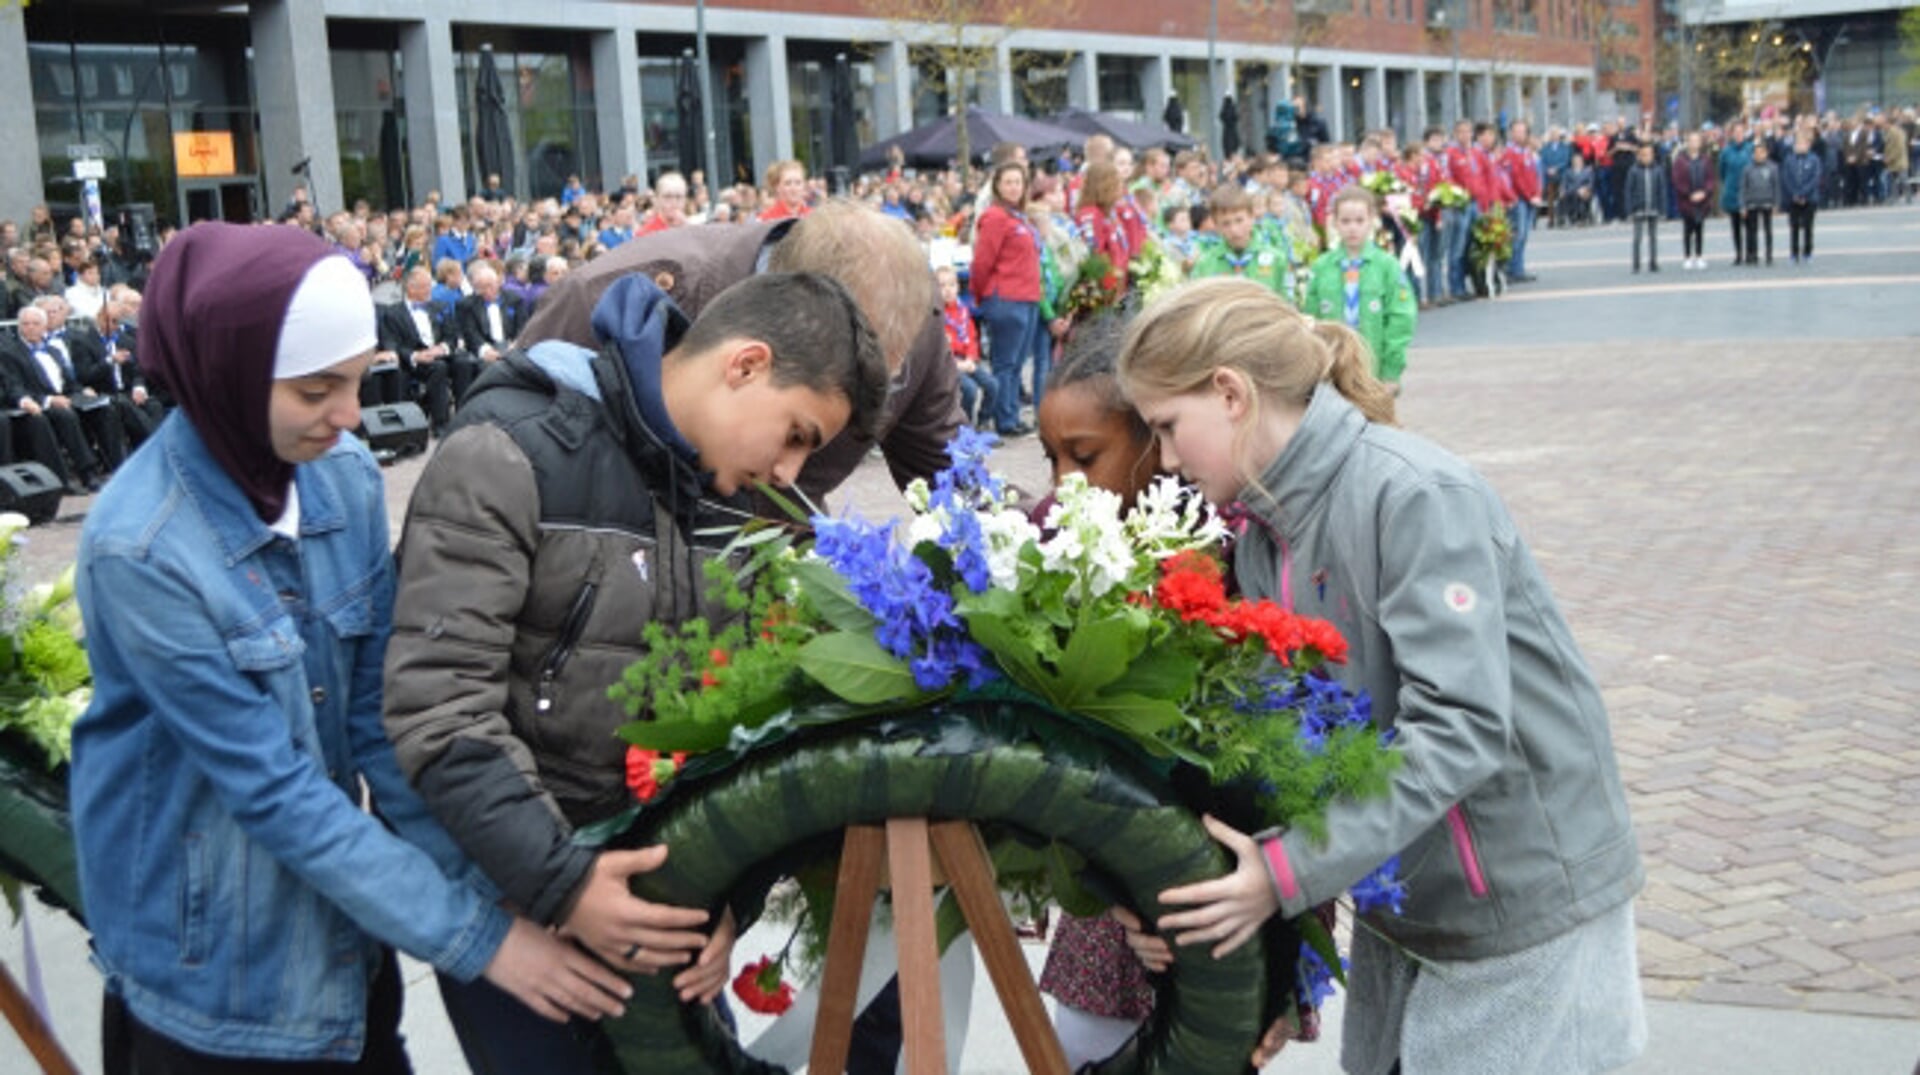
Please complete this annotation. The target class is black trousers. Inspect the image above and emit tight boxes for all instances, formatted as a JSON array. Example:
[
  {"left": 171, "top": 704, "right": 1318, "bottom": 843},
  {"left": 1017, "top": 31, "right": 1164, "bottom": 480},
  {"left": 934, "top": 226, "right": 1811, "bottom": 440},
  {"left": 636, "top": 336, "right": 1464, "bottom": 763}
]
[
  {"left": 1789, "top": 202, "right": 1816, "bottom": 258},
  {"left": 411, "top": 357, "right": 453, "bottom": 432},
  {"left": 1681, "top": 215, "right": 1705, "bottom": 258},
  {"left": 1729, "top": 212, "right": 1746, "bottom": 262},
  {"left": 1632, "top": 217, "right": 1659, "bottom": 270},
  {"left": 1743, "top": 208, "right": 1774, "bottom": 263},
  {"left": 102, "top": 950, "right": 410, "bottom": 1074},
  {"left": 15, "top": 405, "right": 100, "bottom": 480},
  {"left": 360, "top": 365, "right": 407, "bottom": 408},
  {"left": 75, "top": 398, "right": 129, "bottom": 471},
  {"left": 448, "top": 353, "right": 483, "bottom": 411}
]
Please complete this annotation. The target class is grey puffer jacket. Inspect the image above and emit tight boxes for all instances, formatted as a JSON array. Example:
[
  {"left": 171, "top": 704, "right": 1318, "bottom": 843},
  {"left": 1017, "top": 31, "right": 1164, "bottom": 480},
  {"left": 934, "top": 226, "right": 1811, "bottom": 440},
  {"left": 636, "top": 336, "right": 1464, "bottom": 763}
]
[
  {"left": 1741, "top": 160, "right": 1781, "bottom": 211},
  {"left": 1237, "top": 386, "right": 1642, "bottom": 961},
  {"left": 383, "top": 292, "right": 747, "bottom": 926}
]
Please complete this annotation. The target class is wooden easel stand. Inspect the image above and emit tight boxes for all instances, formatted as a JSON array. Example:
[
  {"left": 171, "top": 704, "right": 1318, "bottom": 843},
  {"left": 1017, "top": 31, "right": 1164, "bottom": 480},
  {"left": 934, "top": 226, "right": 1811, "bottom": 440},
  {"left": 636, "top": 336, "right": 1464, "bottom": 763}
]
[{"left": 806, "top": 819, "right": 1069, "bottom": 1075}]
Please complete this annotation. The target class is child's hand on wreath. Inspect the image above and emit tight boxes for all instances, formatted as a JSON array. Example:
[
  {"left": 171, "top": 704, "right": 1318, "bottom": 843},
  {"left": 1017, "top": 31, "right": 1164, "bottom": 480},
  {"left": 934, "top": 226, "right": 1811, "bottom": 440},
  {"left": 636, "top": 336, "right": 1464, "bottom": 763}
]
[
  {"left": 1110, "top": 906, "right": 1173, "bottom": 973},
  {"left": 1251, "top": 1009, "right": 1303, "bottom": 1068},
  {"left": 673, "top": 907, "right": 737, "bottom": 1004},
  {"left": 561, "top": 846, "right": 712, "bottom": 974},
  {"left": 1156, "top": 815, "right": 1280, "bottom": 959},
  {"left": 484, "top": 917, "right": 633, "bottom": 1023}
]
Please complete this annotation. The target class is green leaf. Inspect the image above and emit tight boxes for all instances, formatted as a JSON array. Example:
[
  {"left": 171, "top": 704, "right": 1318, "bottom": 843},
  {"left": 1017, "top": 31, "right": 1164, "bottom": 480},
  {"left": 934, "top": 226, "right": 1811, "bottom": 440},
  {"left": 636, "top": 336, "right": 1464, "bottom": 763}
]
[
  {"left": 934, "top": 889, "right": 970, "bottom": 954},
  {"left": 752, "top": 481, "right": 817, "bottom": 526},
  {"left": 1045, "top": 842, "right": 1108, "bottom": 918},
  {"left": 787, "top": 560, "right": 876, "bottom": 633},
  {"left": 795, "top": 631, "right": 919, "bottom": 705},
  {"left": 959, "top": 609, "right": 1058, "bottom": 704},
  {"left": 1104, "top": 647, "right": 1200, "bottom": 702},
  {"left": 1298, "top": 911, "right": 1347, "bottom": 986},
  {"left": 1053, "top": 613, "right": 1145, "bottom": 706},
  {"left": 616, "top": 719, "right": 735, "bottom": 754},
  {"left": 1073, "top": 692, "right": 1186, "bottom": 745}
]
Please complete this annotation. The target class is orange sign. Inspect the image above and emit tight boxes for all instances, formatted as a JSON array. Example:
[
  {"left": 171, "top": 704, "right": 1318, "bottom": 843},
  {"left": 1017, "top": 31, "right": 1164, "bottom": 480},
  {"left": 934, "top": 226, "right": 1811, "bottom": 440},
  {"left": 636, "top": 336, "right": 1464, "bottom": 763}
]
[{"left": 174, "top": 131, "right": 237, "bottom": 177}]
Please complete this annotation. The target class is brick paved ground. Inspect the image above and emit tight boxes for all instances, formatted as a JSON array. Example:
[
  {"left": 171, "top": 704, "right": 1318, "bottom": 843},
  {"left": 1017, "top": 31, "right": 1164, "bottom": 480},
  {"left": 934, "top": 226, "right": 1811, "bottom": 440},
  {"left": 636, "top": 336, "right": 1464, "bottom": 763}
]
[{"left": 11, "top": 204, "right": 1919, "bottom": 1057}]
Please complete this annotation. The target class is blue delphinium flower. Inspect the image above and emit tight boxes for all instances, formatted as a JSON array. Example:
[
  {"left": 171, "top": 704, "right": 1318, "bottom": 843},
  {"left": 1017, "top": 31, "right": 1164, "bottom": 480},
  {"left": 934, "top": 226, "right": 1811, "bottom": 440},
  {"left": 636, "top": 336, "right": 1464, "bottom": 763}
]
[
  {"left": 1296, "top": 942, "right": 1343, "bottom": 1009},
  {"left": 1350, "top": 855, "right": 1407, "bottom": 916},
  {"left": 941, "top": 426, "right": 1004, "bottom": 502},
  {"left": 810, "top": 511, "right": 991, "bottom": 692}
]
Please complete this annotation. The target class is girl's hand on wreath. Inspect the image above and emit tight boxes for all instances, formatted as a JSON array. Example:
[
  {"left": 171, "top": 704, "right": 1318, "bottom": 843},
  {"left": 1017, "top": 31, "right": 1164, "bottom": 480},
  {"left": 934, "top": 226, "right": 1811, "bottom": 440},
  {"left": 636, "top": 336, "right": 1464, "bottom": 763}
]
[
  {"left": 1111, "top": 906, "right": 1173, "bottom": 973},
  {"left": 673, "top": 907, "right": 737, "bottom": 1004},
  {"left": 1155, "top": 815, "right": 1279, "bottom": 959}
]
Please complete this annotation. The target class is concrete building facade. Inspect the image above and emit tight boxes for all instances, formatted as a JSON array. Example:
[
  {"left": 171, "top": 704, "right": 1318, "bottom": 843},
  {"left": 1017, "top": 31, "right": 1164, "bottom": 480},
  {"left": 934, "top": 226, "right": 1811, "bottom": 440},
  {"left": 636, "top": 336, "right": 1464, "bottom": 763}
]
[{"left": 4, "top": 0, "right": 1654, "bottom": 228}]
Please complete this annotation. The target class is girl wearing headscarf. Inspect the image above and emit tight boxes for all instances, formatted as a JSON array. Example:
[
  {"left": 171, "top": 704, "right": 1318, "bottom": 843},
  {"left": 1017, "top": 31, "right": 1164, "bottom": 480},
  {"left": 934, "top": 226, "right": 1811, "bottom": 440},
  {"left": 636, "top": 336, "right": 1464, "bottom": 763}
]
[{"left": 71, "top": 222, "right": 631, "bottom": 1074}]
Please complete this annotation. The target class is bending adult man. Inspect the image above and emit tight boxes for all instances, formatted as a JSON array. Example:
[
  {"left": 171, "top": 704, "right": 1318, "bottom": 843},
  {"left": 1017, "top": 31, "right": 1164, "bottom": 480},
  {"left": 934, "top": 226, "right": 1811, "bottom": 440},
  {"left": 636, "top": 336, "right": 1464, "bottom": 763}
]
[{"left": 520, "top": 198, "right": 960, "bottom": 504}]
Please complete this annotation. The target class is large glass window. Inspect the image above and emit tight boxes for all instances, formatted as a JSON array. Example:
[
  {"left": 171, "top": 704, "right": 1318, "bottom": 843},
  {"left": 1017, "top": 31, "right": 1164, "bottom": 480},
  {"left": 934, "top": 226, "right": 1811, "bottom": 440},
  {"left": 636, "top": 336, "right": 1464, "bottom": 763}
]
[
  {"left": 787, "top": 41, "right": 875, "bottom": 176},
  {"left": 1098, "top": 55, "right": 1147, "bottom": 116},
  {"left": 27, "top": 16, "right": 259, "bottom": 227},
  {"left": 330, "top": 23, "right": 408, "bottom": 211},
  {"left": 1012, "top": 50, "right": 1070, "bottom": 118},
  {"left": 455, "top": 27, "right": 601, "bottom": 200}
]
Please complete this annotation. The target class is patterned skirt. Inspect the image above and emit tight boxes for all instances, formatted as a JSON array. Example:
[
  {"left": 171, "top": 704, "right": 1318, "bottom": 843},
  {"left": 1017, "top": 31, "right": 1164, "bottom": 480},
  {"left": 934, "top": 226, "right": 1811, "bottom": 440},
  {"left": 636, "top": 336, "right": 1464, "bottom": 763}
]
[{"left": 1037, "top": 912, "right": 1158, "bottom": 1021}]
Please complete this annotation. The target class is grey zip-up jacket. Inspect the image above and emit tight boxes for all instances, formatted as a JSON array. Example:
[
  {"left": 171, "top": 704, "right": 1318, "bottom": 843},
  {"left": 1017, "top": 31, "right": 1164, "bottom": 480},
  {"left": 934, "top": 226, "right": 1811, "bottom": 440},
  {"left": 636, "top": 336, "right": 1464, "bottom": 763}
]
[
  {"left": 1741, "top": 160, "right": 1781, "bottom": 212},
  {"left": 1237, "top": 386, "right": 1641, "bottom": 961}
]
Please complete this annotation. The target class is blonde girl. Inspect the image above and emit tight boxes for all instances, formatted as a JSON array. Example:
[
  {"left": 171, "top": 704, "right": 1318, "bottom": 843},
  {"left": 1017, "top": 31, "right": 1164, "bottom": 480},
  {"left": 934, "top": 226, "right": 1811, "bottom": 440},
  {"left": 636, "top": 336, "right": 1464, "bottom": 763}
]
[{"left": 1116, "top": 277, "right": 1646, "bottom": 1075}]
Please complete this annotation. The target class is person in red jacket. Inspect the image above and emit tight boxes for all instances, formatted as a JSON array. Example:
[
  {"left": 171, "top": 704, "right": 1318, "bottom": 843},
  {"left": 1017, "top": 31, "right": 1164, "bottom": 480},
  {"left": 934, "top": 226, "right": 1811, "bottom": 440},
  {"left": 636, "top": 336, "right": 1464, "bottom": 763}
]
[
  {"left": 1442, "top": 121, "right": 1487, "bottom": 300},
  {"left": 1073, "top": 160, "right": 1133, "bottom": 296},
  {"left": 757, "top": 160, "right": 811, "bottom": 222},
  {"left": 1499, "top": 120, "right": 1545, "bottom": 282},
  {"left": 971, "top": 160, "right": 1044, "bottom": 436}
]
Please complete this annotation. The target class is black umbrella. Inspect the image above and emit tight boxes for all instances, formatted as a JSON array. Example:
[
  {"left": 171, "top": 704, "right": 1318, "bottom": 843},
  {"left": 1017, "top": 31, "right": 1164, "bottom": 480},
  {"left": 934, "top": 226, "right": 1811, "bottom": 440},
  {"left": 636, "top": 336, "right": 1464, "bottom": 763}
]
[
  {"left": 378, "top": 108, "right": 407, "bottom": 211},
  {"left": 858, "top": 106, "right": 1081, "bottom": 171},
  {"left": 1046, "top": 106, "right": 1197, "bottom": 152},
  {"left": 473, "top": 44, "right": 515, "bottom": 196},
  {"left": 828, "top": 53, "right": 860, "bottom": 183},
  {"left": 676, "top": 49, "right": 704, "bottom": 179}
]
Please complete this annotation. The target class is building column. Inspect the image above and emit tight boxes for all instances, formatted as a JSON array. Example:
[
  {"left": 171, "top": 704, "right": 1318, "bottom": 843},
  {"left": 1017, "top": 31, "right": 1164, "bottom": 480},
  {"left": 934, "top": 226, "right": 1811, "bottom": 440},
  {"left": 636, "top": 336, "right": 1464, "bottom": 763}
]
[
  {"left": 1469, "top": 72, "right": 1493, "bottom": 123},
  {"left": 1446, "top": 67, "right": 1464, "bottom": 127},
  {"left": 592, "top": 30, "right": 646, "bottom": 185},
  {"left": 1408, "top": 69, "right": 1429, "bottom": 140},
  {"left": 1502, "top": 75, "right": 1524, "bottom": 129},
  {"left": 1067, "top": 49, "right": 1098, "bottom": 110},
  {"left": 992, "top": 42, "right": 1015, "bottom": 113},
  {"left": 745, "top": 34, "right": 792, "bottom": 167},
  {"left": 1531, "top": 74, "right": 1550, "bottom": 131},
  {"left": 252, "top": 0, "right": 343, "bottom": 214},
  {"left": 399, "top": 19, "right": 464, "bottom": 204},
  {"left": 875, "top": 40, "right": 914, "bottom": 138},
  {"left": 1143, "top": 55, "right": 1172, "bottom": 122},
  {"left": 1558, "top": 77, "right": 1577, "bottom": 129},
  {"left": 1319, "top": 66, "right": 1342, "bottom": 144},
  {"left": 1366, "top": 65, "right": 1389, "bottom": 135},
  {"left": 0, "top": 6, "right": 43, "bottom": 222}
]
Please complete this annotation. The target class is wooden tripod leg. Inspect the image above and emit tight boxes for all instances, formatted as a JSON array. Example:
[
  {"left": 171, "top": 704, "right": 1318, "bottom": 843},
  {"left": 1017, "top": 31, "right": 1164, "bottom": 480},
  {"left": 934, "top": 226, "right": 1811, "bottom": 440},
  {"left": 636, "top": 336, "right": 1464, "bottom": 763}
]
[
  {"left": 808, "top": 824, "right": 887, "bottom": 1075},
  {"left": 886, "top": 817, "right": 947, "bottom": 1075},
  {"left": 0, "top": 961, "right": 79, "bottom": 1075},
  {"left": 929, "top": 821, "right": 1070, "bottom": 1075}
]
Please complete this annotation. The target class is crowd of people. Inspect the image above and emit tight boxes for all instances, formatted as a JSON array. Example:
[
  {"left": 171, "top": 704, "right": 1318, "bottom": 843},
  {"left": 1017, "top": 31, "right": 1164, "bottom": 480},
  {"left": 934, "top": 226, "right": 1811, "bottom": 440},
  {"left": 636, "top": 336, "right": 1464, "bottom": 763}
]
[{"left": 1, "top": 99, "right": 1914, "bottom": 507}]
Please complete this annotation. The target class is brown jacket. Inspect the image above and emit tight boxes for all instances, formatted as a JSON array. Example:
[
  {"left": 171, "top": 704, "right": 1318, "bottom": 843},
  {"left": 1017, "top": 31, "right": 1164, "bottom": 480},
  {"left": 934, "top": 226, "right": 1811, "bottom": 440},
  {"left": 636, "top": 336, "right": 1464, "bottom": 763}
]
[{"left": 519, "top": 221, "right": 962, "bottom": 501}]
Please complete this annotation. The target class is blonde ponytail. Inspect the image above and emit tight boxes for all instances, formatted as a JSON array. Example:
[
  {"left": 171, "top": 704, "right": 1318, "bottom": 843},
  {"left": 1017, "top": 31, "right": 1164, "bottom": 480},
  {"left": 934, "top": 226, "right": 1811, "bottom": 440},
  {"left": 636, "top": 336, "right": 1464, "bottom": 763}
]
[{"left": 1312, "top": 319, "right": 1398, "bottom": 426}]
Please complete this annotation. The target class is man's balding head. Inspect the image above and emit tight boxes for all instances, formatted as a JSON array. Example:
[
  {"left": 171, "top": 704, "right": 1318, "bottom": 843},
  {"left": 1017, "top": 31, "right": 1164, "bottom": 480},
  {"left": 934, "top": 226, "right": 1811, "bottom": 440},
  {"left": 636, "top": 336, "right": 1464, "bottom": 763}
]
[{"left": 769, "top": 200, "right": 935, "bottom": 375}]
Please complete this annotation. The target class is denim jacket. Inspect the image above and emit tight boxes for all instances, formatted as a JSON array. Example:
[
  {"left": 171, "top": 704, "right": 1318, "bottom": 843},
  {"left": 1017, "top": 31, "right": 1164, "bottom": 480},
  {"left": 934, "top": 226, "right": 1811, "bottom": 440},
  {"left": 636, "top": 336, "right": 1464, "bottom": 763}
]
[{"left": 71, "top": 413, "right": 509, "bottom": 1061}]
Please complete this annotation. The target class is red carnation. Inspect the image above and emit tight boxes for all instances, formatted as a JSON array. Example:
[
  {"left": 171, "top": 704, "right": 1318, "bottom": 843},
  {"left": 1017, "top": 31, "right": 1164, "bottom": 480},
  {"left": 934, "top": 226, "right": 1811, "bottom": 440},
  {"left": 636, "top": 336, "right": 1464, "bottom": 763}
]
[
  {"left": 624, "top": 747, "right": 689, "bottom": 803},
  {"left": 732, "top": 956, "right": 795, "bottom": 1015}
]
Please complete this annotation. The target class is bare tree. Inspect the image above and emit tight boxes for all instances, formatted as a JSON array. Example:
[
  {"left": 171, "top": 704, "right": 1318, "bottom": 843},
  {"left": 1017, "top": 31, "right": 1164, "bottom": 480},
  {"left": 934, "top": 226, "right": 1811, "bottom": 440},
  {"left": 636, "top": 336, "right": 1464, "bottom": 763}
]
[{"left": 862, "top": 0, "right": 1078, "bottom": 177}]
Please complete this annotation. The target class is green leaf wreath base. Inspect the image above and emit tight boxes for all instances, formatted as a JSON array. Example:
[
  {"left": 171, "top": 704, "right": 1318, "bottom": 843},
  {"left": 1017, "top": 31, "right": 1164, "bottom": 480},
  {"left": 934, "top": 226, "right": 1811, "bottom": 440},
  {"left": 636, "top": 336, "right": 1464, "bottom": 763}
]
[
  {"left": 0, "top": 732, "right": 83, "bottom": 923},
  {"left": 599, "top": 699, "right": 1275, "bottom": 1074}
]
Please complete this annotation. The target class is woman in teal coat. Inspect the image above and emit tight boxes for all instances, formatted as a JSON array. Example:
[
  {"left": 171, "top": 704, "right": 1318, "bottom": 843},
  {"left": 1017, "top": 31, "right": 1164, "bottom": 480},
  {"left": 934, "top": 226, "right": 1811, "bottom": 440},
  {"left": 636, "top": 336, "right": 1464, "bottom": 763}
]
[
  {"left": 1303, "top": 187, "right": 1418, "bottom": 391},
  {"left": 1717, "top": 121, "right": 1756, "bottom": 265}
]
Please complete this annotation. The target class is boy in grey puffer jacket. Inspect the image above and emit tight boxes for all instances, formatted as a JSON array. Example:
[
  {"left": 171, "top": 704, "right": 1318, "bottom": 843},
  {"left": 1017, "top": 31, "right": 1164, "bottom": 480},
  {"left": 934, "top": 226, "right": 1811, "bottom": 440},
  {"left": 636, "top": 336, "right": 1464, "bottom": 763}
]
[
  {"left": 1623, "top": 143, "right": 1669, "bottom": 274},
  {"left": 1740, "top": 142, "right": 1781, "bottom": 266}
]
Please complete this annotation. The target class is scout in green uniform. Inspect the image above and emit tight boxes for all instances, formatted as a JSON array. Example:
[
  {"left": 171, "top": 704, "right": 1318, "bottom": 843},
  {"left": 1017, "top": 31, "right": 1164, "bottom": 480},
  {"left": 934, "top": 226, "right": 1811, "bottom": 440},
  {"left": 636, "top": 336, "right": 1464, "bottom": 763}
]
[
  {"left": 1303, "top": 186, "right": 1417, "bottom": 391},
  {"left": 1189, "top": 184, "right": 1300, "bottom": 306}
]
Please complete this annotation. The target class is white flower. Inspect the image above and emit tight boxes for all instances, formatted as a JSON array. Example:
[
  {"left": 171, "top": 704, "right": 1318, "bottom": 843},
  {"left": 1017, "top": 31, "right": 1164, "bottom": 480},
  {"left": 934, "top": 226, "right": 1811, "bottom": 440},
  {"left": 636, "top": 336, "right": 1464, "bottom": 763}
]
[
  {"left": 903, "top": 478, "right": 932, "bottom": 514},
  {"left": 977, "top": 509, "right": 1041, "bottom": 590},
  {"left": 0, "top": 511, "right": 29, "bottom": 547},
  {"left": 1126, "top": 475, "right": 1229, "bottom": 558},
  {"left": 1038, "top": 473, "right": 1137, "bottom": 600}
]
